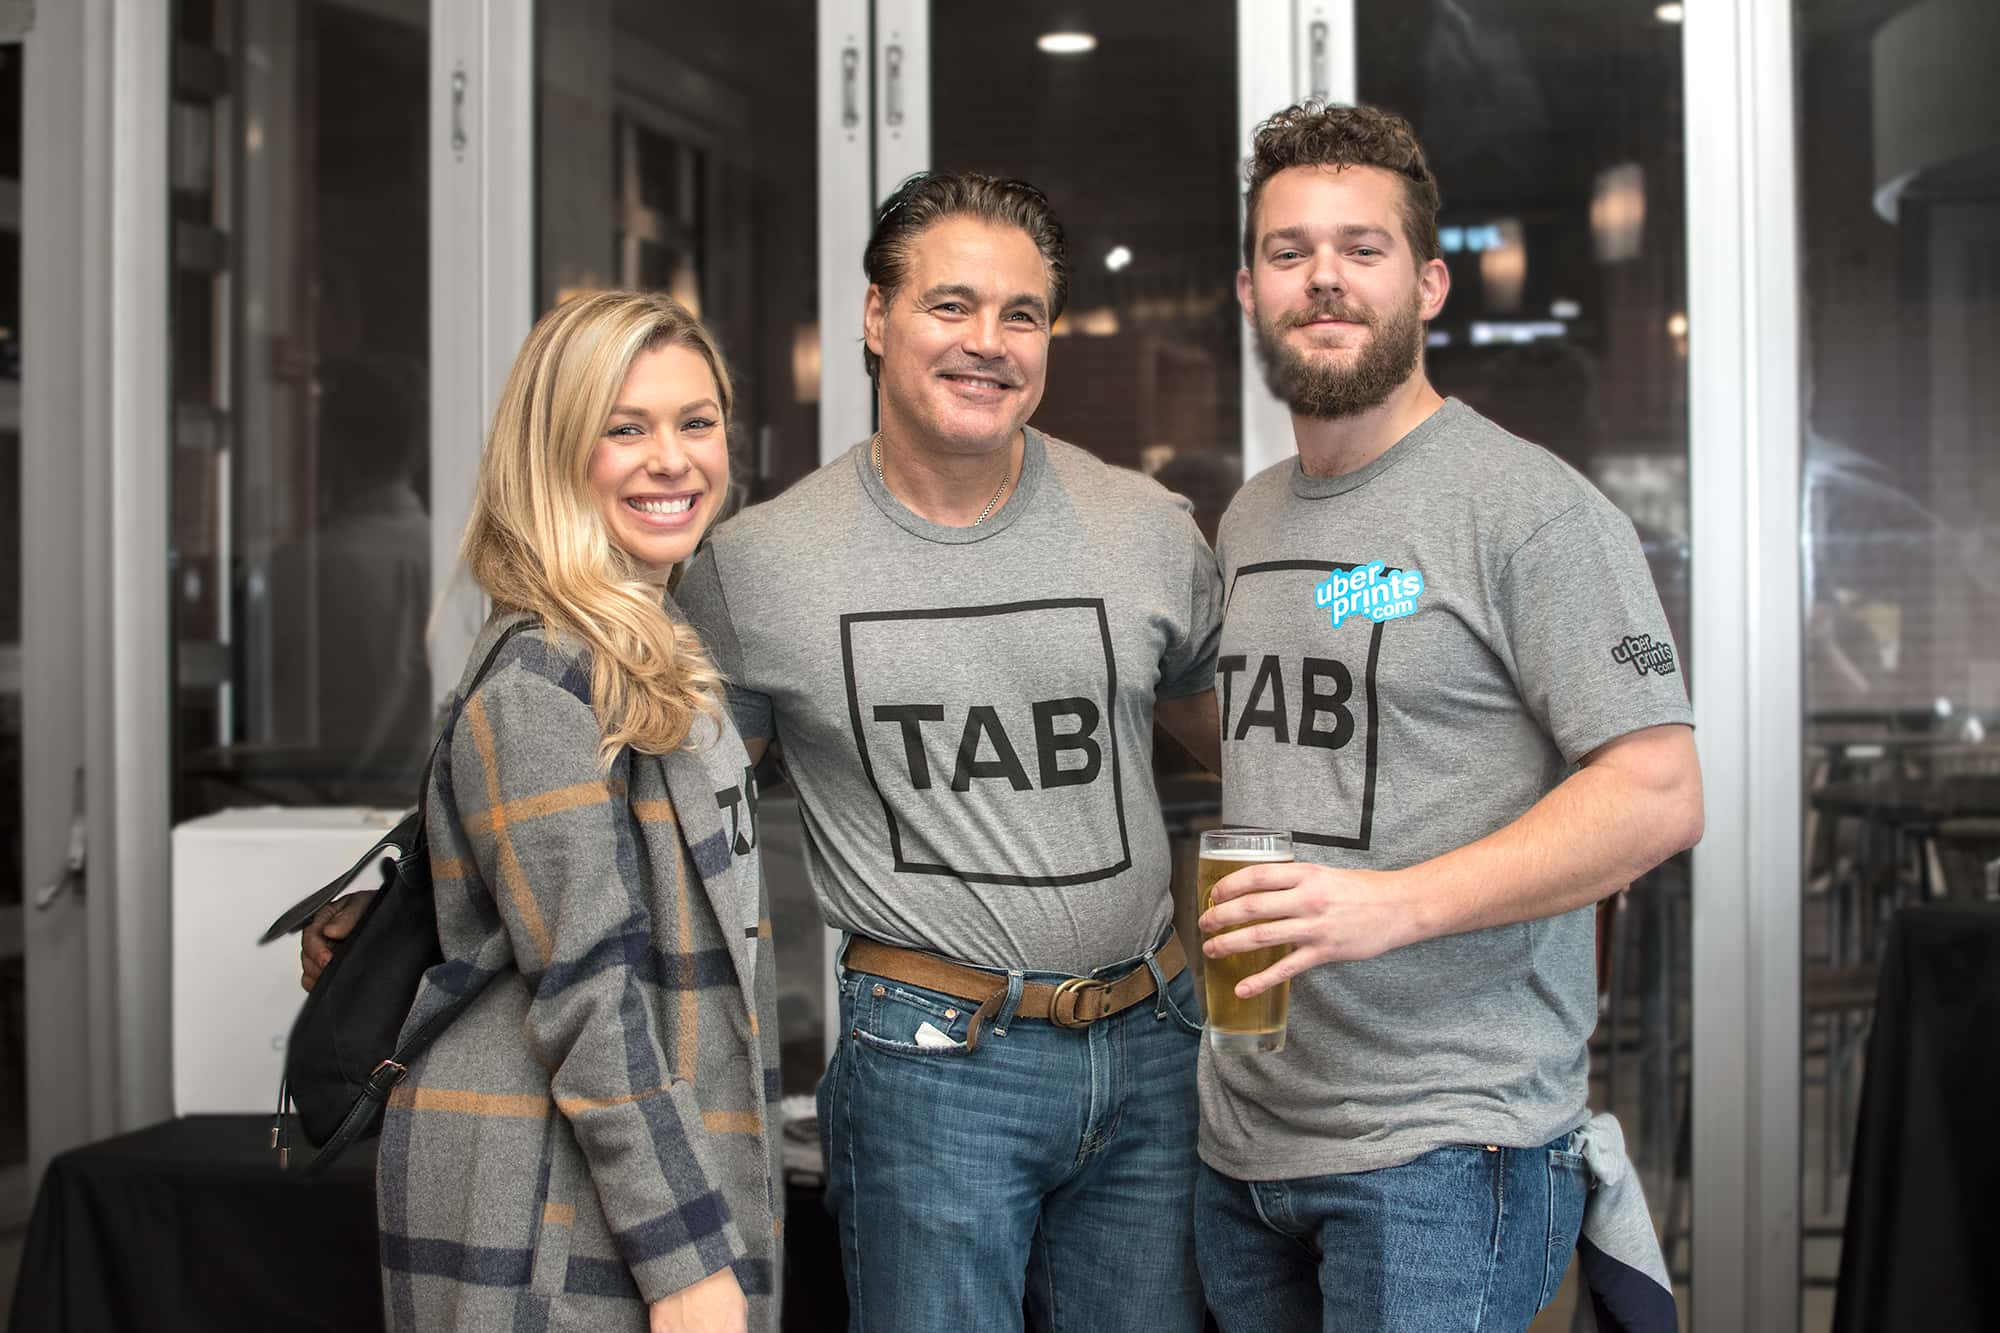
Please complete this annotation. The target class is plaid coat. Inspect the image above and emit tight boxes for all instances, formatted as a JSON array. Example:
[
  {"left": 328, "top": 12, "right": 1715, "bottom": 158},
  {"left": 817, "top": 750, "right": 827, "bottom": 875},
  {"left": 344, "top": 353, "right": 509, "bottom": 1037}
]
[{"left": 378, "top": 610, "right": 782, "bottom": 1331}]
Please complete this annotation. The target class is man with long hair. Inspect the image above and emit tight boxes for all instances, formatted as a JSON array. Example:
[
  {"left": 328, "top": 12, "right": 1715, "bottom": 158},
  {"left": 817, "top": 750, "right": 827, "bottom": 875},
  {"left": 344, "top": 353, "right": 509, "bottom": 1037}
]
[{"left": 1193, "top": 102, "right": 1703, "bottom": 1331}]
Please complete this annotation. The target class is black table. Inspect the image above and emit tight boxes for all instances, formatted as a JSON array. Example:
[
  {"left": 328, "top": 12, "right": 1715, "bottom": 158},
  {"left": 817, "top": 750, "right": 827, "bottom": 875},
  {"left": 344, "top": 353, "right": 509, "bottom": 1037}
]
[
  {"left": 1833, "top": 903, "right": 2000, "bottom": 1332},
  {"left": 8, "top": 1116, "right": 380, "bottom": 1333},
  {"left": 8, "top": 1115, "right": 850, "bottom": 1332}
]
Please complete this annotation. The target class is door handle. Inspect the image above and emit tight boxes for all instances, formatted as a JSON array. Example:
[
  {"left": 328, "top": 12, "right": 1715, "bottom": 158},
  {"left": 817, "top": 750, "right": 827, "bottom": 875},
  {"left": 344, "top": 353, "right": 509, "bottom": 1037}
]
[
  {"left": 842, "top": 44, "right": 860, "bottom": 129},
  {"left": 35, "top": 767, "right": 84, "bottom": 910},
  {"left": 885, "top": 43, "right": 904, "bottom": 127}
]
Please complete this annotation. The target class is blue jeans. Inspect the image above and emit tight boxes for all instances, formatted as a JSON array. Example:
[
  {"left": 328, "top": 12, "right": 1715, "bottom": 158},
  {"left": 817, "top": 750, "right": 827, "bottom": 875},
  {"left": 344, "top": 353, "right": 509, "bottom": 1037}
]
[
  {"left": 1196, "top": 1137, "right": 1589, "bottom": 1333},
  {"left": 817, "top": 934, "right": 1206, "bottom": 1333}
]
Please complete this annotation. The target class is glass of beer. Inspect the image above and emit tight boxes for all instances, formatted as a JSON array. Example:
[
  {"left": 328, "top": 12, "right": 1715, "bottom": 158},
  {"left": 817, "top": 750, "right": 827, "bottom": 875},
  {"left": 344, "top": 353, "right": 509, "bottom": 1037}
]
[{"left": 1198, "top": 828, "right": 1294, "bottom": 1053}]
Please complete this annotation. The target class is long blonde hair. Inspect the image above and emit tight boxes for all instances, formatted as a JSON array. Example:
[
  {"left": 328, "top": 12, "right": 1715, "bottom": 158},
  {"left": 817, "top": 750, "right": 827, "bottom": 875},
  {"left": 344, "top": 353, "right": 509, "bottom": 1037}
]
[{"left": 461, "top": 290, "right": 731, "bottom": 762}]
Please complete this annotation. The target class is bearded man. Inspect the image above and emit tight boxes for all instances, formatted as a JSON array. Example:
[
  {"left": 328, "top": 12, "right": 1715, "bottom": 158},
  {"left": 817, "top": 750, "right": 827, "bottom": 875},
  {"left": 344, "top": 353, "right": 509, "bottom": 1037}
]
[{"left": 1194, "top": 102, "right": 1703, "bottom": 1333}]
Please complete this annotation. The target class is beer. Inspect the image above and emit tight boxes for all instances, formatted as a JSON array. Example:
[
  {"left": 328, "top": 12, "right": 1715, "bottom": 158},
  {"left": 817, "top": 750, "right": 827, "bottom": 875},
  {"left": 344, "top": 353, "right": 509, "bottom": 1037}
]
[{"left": 1197, "top": 829, "right": 1294, "bottom": 1054}]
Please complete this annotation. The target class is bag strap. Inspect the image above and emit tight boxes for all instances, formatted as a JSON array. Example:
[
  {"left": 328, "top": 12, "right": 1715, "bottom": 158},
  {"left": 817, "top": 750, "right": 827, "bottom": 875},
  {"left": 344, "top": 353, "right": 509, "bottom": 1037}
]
[
  {"left": 295, "top": 982, "right": 488, "bottom": 1176},
  {"left": 258, "top": 617, "right": 539, "bottom": 944}
]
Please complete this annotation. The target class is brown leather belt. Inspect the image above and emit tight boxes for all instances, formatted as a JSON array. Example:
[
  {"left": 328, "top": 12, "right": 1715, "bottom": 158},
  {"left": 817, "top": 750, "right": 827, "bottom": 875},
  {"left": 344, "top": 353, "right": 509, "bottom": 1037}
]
[{"left": 844, "top": 931, "right": 1186, "bottom": 1040}]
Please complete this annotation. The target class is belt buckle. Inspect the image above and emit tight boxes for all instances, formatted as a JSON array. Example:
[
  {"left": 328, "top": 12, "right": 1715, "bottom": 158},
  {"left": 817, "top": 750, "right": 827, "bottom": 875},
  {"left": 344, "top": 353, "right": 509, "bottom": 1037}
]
[{"left": 1050, "top": 976, "right": 1110, "bottom": 1029}]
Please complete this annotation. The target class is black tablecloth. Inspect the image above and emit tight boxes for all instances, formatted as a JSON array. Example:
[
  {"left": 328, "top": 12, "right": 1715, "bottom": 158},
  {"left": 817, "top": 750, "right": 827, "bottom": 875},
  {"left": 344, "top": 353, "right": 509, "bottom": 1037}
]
[
  {"left": 8, "top": 1116, "right": 380, "bottom": 1333},
  {"left": 7, "top": 1115, "right": 850, "bottom": 1332},
  {"left": 1833, "top": 903, "right": 2000, "bottom": 1332}
]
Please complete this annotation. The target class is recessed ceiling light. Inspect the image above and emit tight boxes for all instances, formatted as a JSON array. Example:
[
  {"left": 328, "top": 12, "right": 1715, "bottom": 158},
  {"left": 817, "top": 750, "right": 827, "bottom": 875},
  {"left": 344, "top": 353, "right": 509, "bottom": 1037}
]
[
  {"left": 1655, "top": 3, "right": 1684, "bottom": 22},
  {"left": 1104, "top": 245, "right": 1133, "bottom": 272},
  {"left": 1037, "top": 31, "right": 1097, "bottom": 55}
]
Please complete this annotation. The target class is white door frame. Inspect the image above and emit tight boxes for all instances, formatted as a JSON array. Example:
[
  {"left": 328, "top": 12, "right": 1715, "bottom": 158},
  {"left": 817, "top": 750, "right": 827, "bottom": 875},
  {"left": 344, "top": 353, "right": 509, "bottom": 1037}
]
[
  {"left": 429, "top": 0, "right": 534, "bottom": 702},
  {"left": 1685, "top": 0, "right": 1804, "bottom": 1328},
  {"left": 21, "top": 0, "right": 177, "bottom": 1186}
]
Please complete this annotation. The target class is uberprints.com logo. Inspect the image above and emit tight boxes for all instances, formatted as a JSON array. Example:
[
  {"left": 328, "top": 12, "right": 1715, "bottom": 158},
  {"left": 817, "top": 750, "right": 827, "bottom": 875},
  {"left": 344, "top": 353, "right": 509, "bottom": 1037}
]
[
  {"left": 1611, "top": 633, "right": 1677, "bottom": 677},
  {"left": 1315, "top": 560, "right": 1425, "bottom": 629}
]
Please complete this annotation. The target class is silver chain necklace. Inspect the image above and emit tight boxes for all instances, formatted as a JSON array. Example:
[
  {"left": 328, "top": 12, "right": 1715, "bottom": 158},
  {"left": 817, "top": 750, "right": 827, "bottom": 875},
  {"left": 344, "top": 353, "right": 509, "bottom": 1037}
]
[{"left": 872, "top": 433, "right": 1013, "bottom": 526}]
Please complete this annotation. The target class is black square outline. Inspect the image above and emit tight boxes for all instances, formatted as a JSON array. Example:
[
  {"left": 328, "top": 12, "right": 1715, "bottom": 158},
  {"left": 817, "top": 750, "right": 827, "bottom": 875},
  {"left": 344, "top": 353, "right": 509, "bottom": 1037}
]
[
  {"left": 838, "top": 597, "right": 1132, "bottom": 886},
  {"left": 1224, "top": 559, "right": 1384, "bottom": 851}
]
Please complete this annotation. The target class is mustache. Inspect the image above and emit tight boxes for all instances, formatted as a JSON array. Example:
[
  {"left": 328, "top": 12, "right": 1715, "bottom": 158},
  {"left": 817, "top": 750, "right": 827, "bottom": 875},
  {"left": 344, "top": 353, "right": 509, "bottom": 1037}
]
[
  {"left": 1278, "top": 300, "right": 1377, "bottom": 331},
  {"left": 935, "top": 361, "right": 1023, "bottom": 388}
]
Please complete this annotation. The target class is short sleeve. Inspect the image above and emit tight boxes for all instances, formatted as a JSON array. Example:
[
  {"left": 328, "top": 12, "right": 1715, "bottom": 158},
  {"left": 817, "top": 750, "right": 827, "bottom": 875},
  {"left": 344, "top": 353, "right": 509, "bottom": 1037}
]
[
  {"left": 1497, "top": 498, "right": 1694, "bottom": 763},
  {"left": 1157, "top": 505, "right": 1224, "bottom": 698},
  {"left": 674, "top": 542, "right": 776, "bottom": 741}
]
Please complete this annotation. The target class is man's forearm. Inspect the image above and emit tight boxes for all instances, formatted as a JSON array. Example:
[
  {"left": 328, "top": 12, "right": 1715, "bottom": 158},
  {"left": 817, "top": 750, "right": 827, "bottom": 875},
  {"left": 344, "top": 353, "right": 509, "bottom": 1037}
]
[{"left": 1400, "top": 726, "right": 1703, "bottom": 943}]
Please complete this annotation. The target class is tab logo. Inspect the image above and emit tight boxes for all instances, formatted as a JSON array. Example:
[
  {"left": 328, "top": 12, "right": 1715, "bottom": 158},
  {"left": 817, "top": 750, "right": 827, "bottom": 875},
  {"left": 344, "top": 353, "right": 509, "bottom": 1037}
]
[
  {"left": 1223, "top": 560, "right": 1384, "bottom": 851},
  {"left": 1611, "top": 633, "right": 1677, "bottom": 677},
  {"left": 1315, "top": 560, "right": 1425, "bottom": 628},
  {"left": 840, "top": 598, "right": 1131, "bottom": 887}
]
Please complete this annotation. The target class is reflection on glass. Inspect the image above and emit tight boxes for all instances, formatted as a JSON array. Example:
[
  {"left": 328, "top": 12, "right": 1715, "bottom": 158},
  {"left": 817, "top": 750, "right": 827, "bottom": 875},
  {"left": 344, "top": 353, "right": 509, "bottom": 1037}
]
[
  {"left": 1796, "top": 1, "right": 2000, "bottom": 1327},
  {"left": 1358, "top": 3, "right": 1693, "bottom": 1322},
  {"left": 538, "top": 1, "right": 825, "bottom": 1094},
  {"left": 172, "top": 0, "right": 432, "bottom": 814},
  {"left": 930, "top": 3, "right": 1242, "bottom": 541}
]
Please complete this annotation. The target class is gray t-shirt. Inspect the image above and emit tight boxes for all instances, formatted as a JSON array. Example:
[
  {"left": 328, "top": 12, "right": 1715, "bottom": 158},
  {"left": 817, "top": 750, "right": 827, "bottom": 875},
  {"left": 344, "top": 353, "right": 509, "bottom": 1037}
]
[
  {"left": 1201, "top": 398, "right": 1693, "bottom": 1180},
  {"left": 677, "top": 428, "right": 1223, "bottom": 974}
]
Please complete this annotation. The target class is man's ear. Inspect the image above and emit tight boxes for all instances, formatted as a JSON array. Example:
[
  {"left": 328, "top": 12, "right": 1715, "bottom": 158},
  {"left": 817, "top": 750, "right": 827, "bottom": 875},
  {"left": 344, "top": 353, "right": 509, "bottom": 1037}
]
[
  {"left": 863, "top": 283, "right": 888, "bottom": 358},
  {"left": 1418, "top": 256, "right": 1450, "bottom": 323}
]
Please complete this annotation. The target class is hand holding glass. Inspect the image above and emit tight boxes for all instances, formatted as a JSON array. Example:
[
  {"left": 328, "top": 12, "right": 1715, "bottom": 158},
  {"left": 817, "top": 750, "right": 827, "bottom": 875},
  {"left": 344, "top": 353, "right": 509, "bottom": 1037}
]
[{"left": 1197, "top": 828, "right": 1293, "bottom": 1053}]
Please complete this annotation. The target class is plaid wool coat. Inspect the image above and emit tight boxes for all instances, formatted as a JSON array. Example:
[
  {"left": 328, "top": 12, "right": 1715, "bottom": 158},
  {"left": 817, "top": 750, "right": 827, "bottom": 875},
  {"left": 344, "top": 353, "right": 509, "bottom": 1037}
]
[{"left": 378, "top": 610, "right": 782, "bottom": 1331}]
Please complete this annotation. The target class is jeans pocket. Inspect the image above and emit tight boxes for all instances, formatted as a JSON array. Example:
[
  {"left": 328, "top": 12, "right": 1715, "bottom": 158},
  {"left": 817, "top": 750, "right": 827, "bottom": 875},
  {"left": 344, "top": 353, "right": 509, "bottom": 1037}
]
[
  {"left": 1539, "top": 1146, "right": 1591, "bottom": 1309},
  {"left": 845, "top": 971, "right": 980, "bottom": 1058},
  {"left": 1157, "top": 966, "right": 1205, "bottom": 1036}
]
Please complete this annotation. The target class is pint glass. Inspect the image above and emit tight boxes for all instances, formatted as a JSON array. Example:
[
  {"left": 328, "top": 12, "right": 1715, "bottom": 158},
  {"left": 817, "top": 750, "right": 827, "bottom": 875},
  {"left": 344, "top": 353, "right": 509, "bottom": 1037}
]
[{"left": 1197, "top": 828, "right": 1294, "bottom": 1053}]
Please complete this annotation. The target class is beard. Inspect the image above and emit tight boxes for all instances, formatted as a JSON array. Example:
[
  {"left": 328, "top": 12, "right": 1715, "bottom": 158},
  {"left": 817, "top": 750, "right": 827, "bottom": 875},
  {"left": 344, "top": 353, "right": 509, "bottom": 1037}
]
[{"left": 1251, "top": 290, "right": 1425, "bottom": 420}]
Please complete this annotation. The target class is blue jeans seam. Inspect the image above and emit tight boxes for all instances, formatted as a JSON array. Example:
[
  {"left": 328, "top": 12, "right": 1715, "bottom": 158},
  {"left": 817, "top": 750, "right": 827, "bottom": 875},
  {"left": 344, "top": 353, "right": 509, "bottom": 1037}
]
[
  {"left": 837, "top": 1037, "right": 866, "bottom": 1333},
  {"left": 1032, "top": 1215, "right": 1060, "bottom": 1332},
  {"left": 1474, "top": 1148, "right": 1506, "bottom": 1333},
  {"left": 1539, "top": 1151, "right": 1559, "bottom": 1309}
]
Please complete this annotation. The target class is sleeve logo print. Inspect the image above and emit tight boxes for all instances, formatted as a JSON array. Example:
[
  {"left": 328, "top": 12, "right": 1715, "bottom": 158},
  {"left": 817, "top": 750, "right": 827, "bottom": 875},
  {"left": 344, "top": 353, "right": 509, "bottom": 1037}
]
[
  {"left": 1611, "top": 633, "right": 1678, "bottom": 677},
  {"left": 1315, "top": 560, "right": 1425, "bottom": 628}
]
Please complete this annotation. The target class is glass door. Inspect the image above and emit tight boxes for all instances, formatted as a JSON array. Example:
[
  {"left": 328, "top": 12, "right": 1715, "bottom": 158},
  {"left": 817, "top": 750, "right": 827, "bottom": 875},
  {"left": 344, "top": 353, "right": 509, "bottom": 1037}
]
[
  {"left": 536, "top": 0, "right": 828, "bottom": 1095},
  {"left": 1794, "top": 1, "right": 2000, "bottom": 1327},
  {"left": 170, "top": 0, "right": 434, "bottom": 815},
  {"left": 1349, "top": 4, "right": 1697, "bottom": 1322},
  {"left": 916, "top": 2, "right": 1247, "bottom": 529}
]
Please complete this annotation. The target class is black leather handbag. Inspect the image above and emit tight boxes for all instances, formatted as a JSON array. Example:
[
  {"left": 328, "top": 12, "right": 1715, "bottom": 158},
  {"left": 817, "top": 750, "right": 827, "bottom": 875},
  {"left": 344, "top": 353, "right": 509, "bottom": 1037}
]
[{"left": 260, "top": 620, "right": 530, "bottom": 1172}]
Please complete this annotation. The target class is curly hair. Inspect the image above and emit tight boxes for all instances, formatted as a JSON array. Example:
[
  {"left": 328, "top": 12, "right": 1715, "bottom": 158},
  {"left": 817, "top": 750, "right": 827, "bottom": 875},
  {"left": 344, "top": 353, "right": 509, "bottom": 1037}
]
[
  {"left": 861, "top": 171, "right": 1070, "bottom": 379},
  {"left": 1243, "top": 102, "right": 1442, "bottom": 271}
]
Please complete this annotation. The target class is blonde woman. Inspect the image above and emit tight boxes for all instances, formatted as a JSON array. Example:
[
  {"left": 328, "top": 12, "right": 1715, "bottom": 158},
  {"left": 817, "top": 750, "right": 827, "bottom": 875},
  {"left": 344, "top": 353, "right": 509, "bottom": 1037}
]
[{"left": 336, "top": 291, "right": 778, "bottom": 1332}]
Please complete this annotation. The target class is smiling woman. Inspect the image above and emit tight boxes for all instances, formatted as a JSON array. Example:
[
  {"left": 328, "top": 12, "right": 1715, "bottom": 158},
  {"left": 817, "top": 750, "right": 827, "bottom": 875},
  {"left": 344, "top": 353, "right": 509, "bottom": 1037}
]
[
  {"left": 589, "top": 342, "right": 732, "bottom": 575},
  {"left": 376, "top": 289, "right": 779, "bottom": 1332}
]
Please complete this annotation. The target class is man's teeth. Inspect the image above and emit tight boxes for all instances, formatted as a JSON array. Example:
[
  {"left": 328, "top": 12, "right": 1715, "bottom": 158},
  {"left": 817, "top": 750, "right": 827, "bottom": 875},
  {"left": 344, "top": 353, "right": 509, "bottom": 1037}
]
[{"left": 629, "top": 497, "right": 695, "bottom": 515}]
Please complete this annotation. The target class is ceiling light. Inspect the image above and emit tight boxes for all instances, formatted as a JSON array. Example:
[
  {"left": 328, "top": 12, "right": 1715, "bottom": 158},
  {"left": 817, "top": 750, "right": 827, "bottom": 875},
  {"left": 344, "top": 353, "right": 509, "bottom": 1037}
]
[
  {"left": 1655, "top": 4, "right": 1684, "bottom": 23},
  {"left": 1037, "top": 32, "right": 1096, "bottom": 55},
  {"left": 1551, "top": 299, "right": 1581, "bottom": 319},
  {"left": 1104, "top": 245, "right": 1133, "bottom": 272}
]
